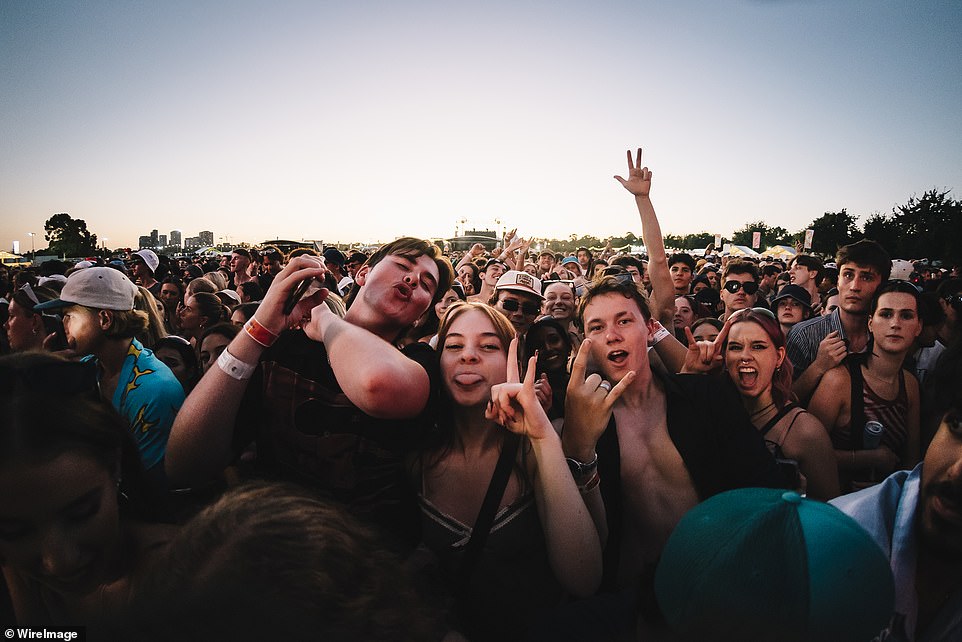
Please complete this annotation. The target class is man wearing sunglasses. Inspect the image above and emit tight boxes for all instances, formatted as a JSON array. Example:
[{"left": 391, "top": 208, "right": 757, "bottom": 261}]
[
  {"left": 491, "top": 270, "right": 544, "bottom": 337},
  {"left": 719, "top": 260, "right": 761, "bottom": 321}
]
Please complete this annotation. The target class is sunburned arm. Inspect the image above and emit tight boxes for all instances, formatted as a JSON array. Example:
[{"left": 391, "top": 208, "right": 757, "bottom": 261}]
[
  {"left": 618, "top": 153, "right": 675, "bottom": 327},
  {"left": 166, "top": 257, "right": 328, "bottom": 487},
  {"left": 792, "top": 331, "right": 848, "bottom": 403},
  {"left": 529, "top": 432, "right": 604, "bottom": 596},
  {"left": 306, "top": 306, "right": 431, "bottom": 418},
  {"left": 489, "top": 349, "right": 603, "bottom": 595},
  {"left": 806, "top": 365, "right": 848, "bottom": 438},
  {"left": 792, "top": 366, "right": 825, "bottom": 405},
  {"left": 650, "top": 330, "right": 688, "bottom": 375},
  {"left": 787, "top": 412, "right": 840, "bottom": 501}
]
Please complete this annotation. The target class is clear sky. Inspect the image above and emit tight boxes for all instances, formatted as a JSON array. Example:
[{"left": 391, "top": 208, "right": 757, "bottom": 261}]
[{"left": 2, "top": 0, "right": 960, "bottom": 252}]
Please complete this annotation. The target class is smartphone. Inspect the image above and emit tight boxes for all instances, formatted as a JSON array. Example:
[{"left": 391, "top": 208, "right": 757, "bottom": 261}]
[
  {"left": 42, "top": 313, "right": 68, "bottom": 351},
  {"left": 283, "top": 279, "right": 314, "bottom": 315}
]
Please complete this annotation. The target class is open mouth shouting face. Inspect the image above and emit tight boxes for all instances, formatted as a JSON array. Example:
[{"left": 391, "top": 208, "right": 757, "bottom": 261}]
[
  {"left": 582, "top": 292, "right": 652, "bottom": 380},
  {"left": 724, "top": 320, "right": 783, "bottom": 399}
]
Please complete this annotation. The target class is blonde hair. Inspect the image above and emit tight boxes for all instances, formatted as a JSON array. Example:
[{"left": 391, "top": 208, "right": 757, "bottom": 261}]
[
  {"left": 103, "top": 308, "right": 150, "bottom": 340},
  {"left": 205, "top": 271, "right": 229, "bottom": 291},
  {"left": 134, "top": 286, "right": 168, "bottom": 348}
]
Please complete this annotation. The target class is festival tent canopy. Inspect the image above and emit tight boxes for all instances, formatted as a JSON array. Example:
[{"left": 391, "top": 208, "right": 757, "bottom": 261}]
[
  {"left": 760, "top": 245, "right": 797, "bottom": 259},
  {"left": 724, "top": 244, "right": 760, "bottom": 258}
]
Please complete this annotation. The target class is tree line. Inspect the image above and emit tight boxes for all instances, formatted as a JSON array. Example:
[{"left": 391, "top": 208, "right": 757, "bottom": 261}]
[{"left": 39, "top": 188, "right": 961, "bottom": 264}]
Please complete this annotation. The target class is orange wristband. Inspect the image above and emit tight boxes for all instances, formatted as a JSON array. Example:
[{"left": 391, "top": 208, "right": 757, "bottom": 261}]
[{"left": 245, "top": 318, "right": 278, "bottom": 347}]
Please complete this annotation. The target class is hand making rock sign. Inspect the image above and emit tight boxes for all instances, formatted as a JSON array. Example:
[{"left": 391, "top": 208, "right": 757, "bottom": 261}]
[
  {"left": 680, "top": 312, "right": 736, "bottom": 375},
  {"left": 562, "top": 338, "right": 636, "bottom": 462}
]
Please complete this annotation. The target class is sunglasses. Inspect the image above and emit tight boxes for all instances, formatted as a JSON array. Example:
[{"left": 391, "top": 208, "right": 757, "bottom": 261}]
[
  {"left": 19, "top": 283, "right": 40, "bottom": 307},
  {"left": 0, "top": 360, "right": 100, "bottom": 398},
  {"left": 944, "top": 294, "right": 962, "bottom": 311},
  {"left": 576, "top": 271, "right": 637, "bottom": 297},
  {"left": 500, "top": 299, "right": 541, "bottom": 316},
  {"left": 734, "top": 307, "right": 777, "bottom": 321},
  {"left": 723, "top": 280, "right": 759, "bottom": 295},
  {"left": 541, "top": 279, "right": 576, "bottom": 294}
]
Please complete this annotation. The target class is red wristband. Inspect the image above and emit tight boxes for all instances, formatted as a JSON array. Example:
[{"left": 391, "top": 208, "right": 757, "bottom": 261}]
[{"left": 245, "top": 318, "right": 278, "bottom": 347}]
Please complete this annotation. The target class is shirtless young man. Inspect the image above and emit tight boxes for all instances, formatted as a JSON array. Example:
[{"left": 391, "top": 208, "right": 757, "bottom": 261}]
[{"left": 561, "top": 151, "right": 781, "bottom": 590}]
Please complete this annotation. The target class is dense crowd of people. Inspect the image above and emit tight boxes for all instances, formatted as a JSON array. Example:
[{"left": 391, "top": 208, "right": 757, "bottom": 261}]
[{"left": 1, "top": 150, "right": 960, "bottom": 641}]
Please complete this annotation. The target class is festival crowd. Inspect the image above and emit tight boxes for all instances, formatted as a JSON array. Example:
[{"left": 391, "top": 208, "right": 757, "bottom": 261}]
[{"left": 1, "top": 151, "right": 960, "bottom": 641}]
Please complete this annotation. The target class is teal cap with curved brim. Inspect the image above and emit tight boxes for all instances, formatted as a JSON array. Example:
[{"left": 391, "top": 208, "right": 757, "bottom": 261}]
[{"left": 655, "top": 487, "right": 895, "bottom": 641}]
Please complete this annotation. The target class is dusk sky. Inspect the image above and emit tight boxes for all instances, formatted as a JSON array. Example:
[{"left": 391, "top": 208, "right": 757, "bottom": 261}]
[{"left": 2, "top": 1, "right": 960, "bottom": 252}]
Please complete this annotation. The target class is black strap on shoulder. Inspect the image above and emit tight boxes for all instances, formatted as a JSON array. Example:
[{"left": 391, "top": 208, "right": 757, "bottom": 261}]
[
  {"left": 759, "top": 403, "right": 798, "bottom": 437},
  {"left": 847, "top": 355, "right": 867, "bottom": 449},
  {"left": 779, "top": 408, "right": 806, "bottom": 446},
  {"left": 456, "top": 432, "right": 522, "bottom": 592}
]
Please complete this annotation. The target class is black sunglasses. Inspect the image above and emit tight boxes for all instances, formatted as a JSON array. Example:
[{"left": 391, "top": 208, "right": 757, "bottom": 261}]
[
  {"left": 734, "top": 306, "right": 777, "bottom": 321},
  {"left": 541, "top": 279, "right": 576, "bottom": 294},
  {"left": 723, "top": 280, "right": 759, "bottom": 295},
  {"left": 500, "top": 299, "right": 541, "bottom": 315}
]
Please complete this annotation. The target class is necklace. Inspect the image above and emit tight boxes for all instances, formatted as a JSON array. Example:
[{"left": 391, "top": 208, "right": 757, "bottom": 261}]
[{"left": 750, "top": 401, "right": 776, "bottom": 417}]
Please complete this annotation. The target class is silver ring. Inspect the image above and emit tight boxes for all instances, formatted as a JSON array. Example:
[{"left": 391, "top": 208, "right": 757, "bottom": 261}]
[{"left": 598, "top": 381, "right": 612, "bottom": 393}]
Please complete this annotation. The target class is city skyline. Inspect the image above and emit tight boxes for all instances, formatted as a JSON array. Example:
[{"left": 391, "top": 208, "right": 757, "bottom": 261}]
[{"left": 2, "top": 2, "right": 960, "bottom": 252}]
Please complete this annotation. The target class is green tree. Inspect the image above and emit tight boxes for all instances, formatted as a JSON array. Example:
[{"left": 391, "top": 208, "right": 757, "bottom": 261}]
[
  {"left": 44, "top": 213, "right": 98, "bottom": 257},
  {"left": 889, "top": 189, "right": 962, "bottom": 263},
  {"left": 663, "top": 232, "right": 717, "bottom": 250},
  {"left": 804, "top": 209, "right": 861, "bottom": 256},
  {"left": 862, "top": 212, "right": 900, "bottom": 257},
  {"left": 731, "top": 221, "right": 792, "bottom": 249}
]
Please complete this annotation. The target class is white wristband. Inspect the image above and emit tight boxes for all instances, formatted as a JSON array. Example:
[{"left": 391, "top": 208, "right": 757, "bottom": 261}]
[
  {"left": 217, "top": 348, "right": 256, "bottom": 380},
  {"left": 650, "top": 321, "right": 671, "bottom": 345}
]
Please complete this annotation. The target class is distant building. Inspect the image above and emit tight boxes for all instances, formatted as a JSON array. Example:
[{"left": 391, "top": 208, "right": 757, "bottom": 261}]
[
  {"left": 199, "top": 230, "right": 214, "bottom": 246},
  {"left": 139, "top": 235, "right": 152, "bottom": 249},
  {"left": 158, "top": 234, "right": 167, "bottom": 246},
  {"left": 150, "top": 229, "right": 159, "bottom": 246},
  {"left": 185, "top": 236, "right": 202, "bottom": 249},
  {"left": 170, "top": 230, "right": 182, "bottom": 247}
]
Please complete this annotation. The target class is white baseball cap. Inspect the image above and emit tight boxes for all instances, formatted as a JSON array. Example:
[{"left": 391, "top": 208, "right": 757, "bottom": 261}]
[
  {"left": 494, "top": 270, "right": 544, "bottom": 299},
  {"left": 34, "top": 267, "right": 138, "bottom": 311}
]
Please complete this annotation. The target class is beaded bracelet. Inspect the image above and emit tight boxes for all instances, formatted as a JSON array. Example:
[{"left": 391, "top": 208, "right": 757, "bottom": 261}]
[{"left": 244, "top": 318, "right": 278, "bottom": 348}]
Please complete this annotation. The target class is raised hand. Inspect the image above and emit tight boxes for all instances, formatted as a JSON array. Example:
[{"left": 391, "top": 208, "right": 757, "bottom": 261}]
[
  {"left": 256, "top": 255, "right": 330, "bottom": 335},
  {"left": 613, "top": 148, "right": 652, "bottom": 197},
  {"left": 681, "top": 313, "right": 733, "bottom": 374},
  {"left": 534, "top": 372, "right": 553, "bottom": 414},
  {"left": 562, "top": 338, "right": 635, "bottom": 460},
  {"left": 487, "top": 338, "right": 554, "bottom": 440},
  {"left": 813, "top": 331, "right": 848, "bottom": 374}
]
